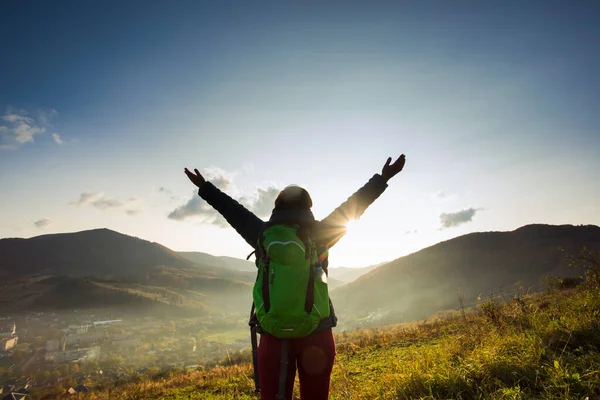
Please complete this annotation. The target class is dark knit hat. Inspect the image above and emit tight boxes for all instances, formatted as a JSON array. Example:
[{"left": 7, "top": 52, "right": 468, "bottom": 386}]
[{"left": 274, "top": 185, "right": 313, "bottom": 210}]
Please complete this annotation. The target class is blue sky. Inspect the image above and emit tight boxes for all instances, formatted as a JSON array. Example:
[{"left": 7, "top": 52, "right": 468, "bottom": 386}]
[{"left": 1, "top": 1, "right": 599, "bottom": 267}]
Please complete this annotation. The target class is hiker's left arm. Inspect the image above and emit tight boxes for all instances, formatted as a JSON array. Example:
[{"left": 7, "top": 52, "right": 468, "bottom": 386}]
[
  {"left": 185, "top": 168, "right": 264, "bottom": 248},
  {"left": 317, "top": 155, "right": 406, "bottom": 248}
]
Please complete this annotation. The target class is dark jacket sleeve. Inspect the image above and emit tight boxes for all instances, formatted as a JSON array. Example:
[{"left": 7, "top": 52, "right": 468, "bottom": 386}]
[
  {"left": 198, "top": 182, "right": 265, "bottom": 249},
  {"left": 316, "top": 174, "right": 388, "bottom": 249}
]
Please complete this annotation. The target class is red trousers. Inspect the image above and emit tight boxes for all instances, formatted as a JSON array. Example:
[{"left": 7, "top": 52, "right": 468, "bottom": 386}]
[{"left": 258, "top": 328, "right": 336, "bottom": 400}]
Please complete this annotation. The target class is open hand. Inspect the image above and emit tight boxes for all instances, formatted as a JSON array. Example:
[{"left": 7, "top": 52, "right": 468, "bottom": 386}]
[
  {"left": 381, "top": 154, "right": 406, "bottom": 182},
  {"left": 184, "top": 168, "right": 206, "bottom": 188}
]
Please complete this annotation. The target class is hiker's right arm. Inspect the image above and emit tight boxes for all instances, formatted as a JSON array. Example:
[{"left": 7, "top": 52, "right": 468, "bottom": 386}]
[
  {"left": 317, "top": 155, "right": 406, "bottom": 248},
  {"left": 317, "top": 174, "right": 388, "bottom": 249},
  {"left": 185, "top": 168, "right": 264, "bottom": 248}
]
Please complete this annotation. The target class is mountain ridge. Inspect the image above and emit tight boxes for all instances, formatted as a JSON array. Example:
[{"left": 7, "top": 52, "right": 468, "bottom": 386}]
[
  {"left": 331, "top": 223, "right": 600, "bottom": 326},
  {"left": 3, "top": 224, "right": 599, "bottom": 323},
  {"left": 0, "top": 228, "right": 256, "bottom": 288}
]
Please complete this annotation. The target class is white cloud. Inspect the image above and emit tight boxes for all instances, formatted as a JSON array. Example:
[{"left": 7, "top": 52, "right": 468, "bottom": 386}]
[
  {"left": 52, "top": 133, "right": 63, "bottom": 144},
  {"left": 168, "top": 167, "right": 282, "bottom": 225},
  {"left": 0, "top": 108, "right": 59, "bottom": 148},
  {"left": 2, "top": 113, "right": 33, "bottom": 124},
  {"left": 34, "top": 218, "right": 54, "bottom": 228},
  {"left": 167, "top": 191, "right": 228, "bottom": 226},
  {"left": 169, "top": 185, "right": 280, "bottom": 226},
  {"left": 203, "top": 166, "right": 235, "bottom": 191},
  {"left": 70, "top": 192, "right": 138, "bottom": 213},
  {"left": 439, "top": 208, "right": 482, "bottom": 229},
  {"left": 14, "top": 121, "right": 45, "bottom": 144},
  {"left": 242, "top": 186, "right": 280, "bottom": 218}
]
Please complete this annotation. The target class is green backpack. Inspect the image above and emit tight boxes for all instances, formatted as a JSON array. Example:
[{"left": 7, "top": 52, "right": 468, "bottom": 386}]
[{"left": 251, "top": 224, "right": 331, "bottom": 339}]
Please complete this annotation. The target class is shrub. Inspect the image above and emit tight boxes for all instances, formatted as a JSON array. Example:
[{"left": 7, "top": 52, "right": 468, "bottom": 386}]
[{"left": 478, "top": 298, "right": 502, "bottom": 328}]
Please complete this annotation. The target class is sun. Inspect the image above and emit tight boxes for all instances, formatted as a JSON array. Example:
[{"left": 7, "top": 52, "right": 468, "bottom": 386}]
[{"left": 345, "top": 219, "right": 357, "bottom": 233}]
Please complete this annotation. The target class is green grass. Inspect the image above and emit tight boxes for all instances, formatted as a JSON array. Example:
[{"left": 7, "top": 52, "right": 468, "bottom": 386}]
[
  {"left": 202, "top": 330, "right": 248, "bottom": 345},
  {"left": 81, "top": 287, "right": 600, "bottom": 399}
]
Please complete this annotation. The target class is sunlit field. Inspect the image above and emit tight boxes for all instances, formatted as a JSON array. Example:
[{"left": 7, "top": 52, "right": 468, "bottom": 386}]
[{"left": 77, "top": 283, "right": 600, "bottom": 399}]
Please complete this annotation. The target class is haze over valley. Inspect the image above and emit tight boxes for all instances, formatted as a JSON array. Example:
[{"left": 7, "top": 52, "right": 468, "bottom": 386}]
[{"left": 0, "top": 224, "right": 598, "bottom": 397}]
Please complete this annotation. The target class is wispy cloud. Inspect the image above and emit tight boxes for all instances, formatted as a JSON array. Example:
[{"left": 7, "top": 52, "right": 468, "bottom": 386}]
[
  {"left": 155, "top": 186, "right": 183, "bottom": 203},
  {"left": 34, "top": 218, "right": 54, "bottom": 228},
  {"left": 432, "top": 190, "right": 457, "bottom": 202},
  {"left": 404, "top": 229, "right": 418, "bottom": 235},
  {"left": 70, "top": 192, "right": 114, "bottom": 208},
  {"left": 70, "top": 192, "right": 139, "bottom": 214},
  {"left": 439, "top": 208, "right": 482, "bottom": 229},
  {"left": 0, "top": 107, "right": 59, "bottom": 148},
  {"left": 52, "top": 133, "right": 63, "bottom": 145}
]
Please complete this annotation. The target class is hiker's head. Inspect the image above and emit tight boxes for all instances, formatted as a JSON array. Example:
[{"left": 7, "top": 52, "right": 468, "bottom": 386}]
[{"left": 274, "top": 185, "right": 313, "bottom": 211}]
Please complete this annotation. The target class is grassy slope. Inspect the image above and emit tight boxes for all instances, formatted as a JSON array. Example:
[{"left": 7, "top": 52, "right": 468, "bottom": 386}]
[{"left": 81, "top": 287, "right": 600, "bottom": 400}]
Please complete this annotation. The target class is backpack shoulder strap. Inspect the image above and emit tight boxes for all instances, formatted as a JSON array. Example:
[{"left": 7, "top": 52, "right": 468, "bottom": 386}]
[{"left": 254, "top": 228, "right": 272, "bottom": 314}]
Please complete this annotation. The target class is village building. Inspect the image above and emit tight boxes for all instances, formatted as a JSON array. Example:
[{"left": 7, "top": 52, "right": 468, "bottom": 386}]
[
  {"left": 53, "top": 346, "right": 100, "bottom": 363},
  {"left": 0, "top": 337, "right": 18, "bottom": 352},
  {"left": 0, "top": 323, "right": 16, "bottom": 338},
  {"left": 45, "top": 339, "right": 59, "bottom": 352},
  {"left": 0, "top": 323, "right": 18, "bottom": 352},
  {"left": 66, "top": 331, "right": 104, "bottom": 345},
  {"left": 112, "top": 337, "right": 141, "bottom": 348},
  {"left": 92, "top": 320, "right": 122, "bottom": 327}
]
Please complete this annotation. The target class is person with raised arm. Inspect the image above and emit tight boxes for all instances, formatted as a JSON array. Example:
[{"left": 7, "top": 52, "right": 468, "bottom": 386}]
[{"left": 184, "top": 154, "right": 406, "bottom": 400}]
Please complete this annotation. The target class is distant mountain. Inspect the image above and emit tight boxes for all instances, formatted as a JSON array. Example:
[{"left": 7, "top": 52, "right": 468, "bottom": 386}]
[
  {"left": 6, "top": 225, "right": 597, "bottom": 320},
  {"left": 329, "top": 263, "right": 384, "bottom": 283},
  {"left": 219, "top": 255, "right": 257, "bottom": 272},
  {"left": 331, "top": 224, "right": 600, "bottom": 326},
  {"left": 0, "top": 229, "right": 256, "bottom": 314},
  {"left": 178, "top": 251, "right": 256, "bottom": 273},
  {"left": 0, "top": 228, "right": 253, "bottom": 283},
  {"left": 179, "top": 252, "right": 347, "bottom": 288},
  {"left": 326, "top": 276, "right": 346, "bottom": 290}
]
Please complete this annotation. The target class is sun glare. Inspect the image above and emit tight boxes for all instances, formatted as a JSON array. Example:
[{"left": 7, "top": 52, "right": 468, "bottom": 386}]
[{"left": 345, "top": 219, "right": 357, "bottom": 233}]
